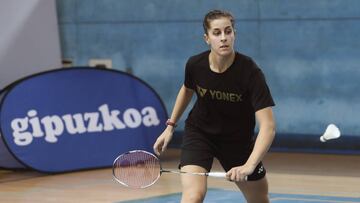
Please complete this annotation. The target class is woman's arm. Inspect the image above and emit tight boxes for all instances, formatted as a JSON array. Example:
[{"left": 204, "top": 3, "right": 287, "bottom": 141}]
[
  {"left": 153, "top": 85, "right": 194, "bottom": 155},
  {"left": 168, "top": 85, "right": 194, "bottom": 126},
  {"left": 245, "top": 107, "right": 276, "bottom": 169},
  {"left": 226, "top": 107, "right": 275, "bottom": 181}
]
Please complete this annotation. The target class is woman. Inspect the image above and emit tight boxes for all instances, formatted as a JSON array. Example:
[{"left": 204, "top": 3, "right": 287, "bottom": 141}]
[{"left": 153, "top": 9, "right": 276, "bottom": 203}]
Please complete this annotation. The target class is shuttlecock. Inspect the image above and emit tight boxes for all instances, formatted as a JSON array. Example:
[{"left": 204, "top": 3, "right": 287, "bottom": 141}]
[{"left": 320, "top": 124, "right": 341, "bottom": 142}]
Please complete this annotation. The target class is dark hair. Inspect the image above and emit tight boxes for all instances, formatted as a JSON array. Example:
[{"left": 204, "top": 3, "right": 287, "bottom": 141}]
[{"left": 203, "top": 10, "right": 235, "bottom": 34}]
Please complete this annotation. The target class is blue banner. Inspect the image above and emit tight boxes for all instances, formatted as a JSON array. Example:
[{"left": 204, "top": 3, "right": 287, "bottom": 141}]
[{"left": 0, "top": 68, "right": 167, "bottom": 173}]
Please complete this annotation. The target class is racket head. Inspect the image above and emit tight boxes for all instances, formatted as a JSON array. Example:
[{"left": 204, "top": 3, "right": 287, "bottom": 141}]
[{"left": 112, "top": 150, "right": 161, "bottom": 189}]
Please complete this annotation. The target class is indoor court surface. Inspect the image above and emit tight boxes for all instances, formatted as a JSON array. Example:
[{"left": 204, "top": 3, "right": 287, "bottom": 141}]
[
  {"left": 1, "top": 1, "right": 360, "bottom": 203},
  {"left": 0, "top": 149, "right": 359, "bottom": 203}
]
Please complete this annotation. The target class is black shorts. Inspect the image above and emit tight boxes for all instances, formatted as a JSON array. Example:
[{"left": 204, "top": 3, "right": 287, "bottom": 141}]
[{"left": 179, "top": 122, "right": 266, "bottom": 181}]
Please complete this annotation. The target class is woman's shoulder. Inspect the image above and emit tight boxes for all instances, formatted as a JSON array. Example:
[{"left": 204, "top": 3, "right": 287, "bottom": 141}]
[
  {"left": 235, "top": 51, "right": 254, "bottom": 64},
  {"left": 235, "top": 51, "right": 260, "bottom": 72},
  {"left": 187, "top": 50, "right": 210, "bottom": 66}
]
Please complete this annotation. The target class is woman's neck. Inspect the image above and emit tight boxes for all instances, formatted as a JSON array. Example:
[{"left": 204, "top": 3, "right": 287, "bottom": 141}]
[{"left": 209, "top": 51, "right": 235, "bottom": 73}]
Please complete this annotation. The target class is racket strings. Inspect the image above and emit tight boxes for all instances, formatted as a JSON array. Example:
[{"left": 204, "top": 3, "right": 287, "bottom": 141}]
[{"left": 113, "top": 151, "right": 161, "bottom": 188}]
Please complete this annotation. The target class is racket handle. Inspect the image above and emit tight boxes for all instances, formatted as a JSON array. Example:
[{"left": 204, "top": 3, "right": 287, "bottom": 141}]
[
  {"left": 207, "top": 172, "right": 227, "bottom": 178},
  {"left": 207, "top": 172, "right": 248, "bottom": 181}
]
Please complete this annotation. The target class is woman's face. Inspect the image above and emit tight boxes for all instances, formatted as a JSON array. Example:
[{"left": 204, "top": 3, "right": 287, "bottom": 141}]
[{"left": 204, "top": 17, "right": 235, "bottom": 57}]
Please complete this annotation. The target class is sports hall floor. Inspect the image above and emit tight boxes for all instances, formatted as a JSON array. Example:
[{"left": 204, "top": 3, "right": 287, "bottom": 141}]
[{"left": 0, "top": 149, "right": 359, "bottom": 202}]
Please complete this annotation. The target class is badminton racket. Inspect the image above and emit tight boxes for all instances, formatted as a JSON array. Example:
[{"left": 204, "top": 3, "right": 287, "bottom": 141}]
[{"left": 112, "top": 150, "right": 227, "bottom": 189}]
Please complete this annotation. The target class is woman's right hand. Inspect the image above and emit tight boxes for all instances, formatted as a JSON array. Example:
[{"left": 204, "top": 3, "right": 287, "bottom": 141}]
[{"left": 153, "top": 127, "right": 174, "bottom": 156}]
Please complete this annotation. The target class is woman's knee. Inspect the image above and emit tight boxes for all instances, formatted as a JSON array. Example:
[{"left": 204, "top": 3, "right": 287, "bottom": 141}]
[
  {"left": 236, "top": 176, "right": 269, "bottom": 203},
  {"left": 245, "top": 193, "right": 269, "bottom": 203},
  {"left": 180, "top": 174, "right": 207, "bottom": 203},
  {"left": 181, "top": 189, "right": 206, "bottom": 203},
  {"left": 180, "top": 165, "right": 208, "bottom": 203}
]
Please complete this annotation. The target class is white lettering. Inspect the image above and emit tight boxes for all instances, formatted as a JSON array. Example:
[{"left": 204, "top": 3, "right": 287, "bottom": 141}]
[
  {"left": 123, "top": 108, "right": 142, "bottom": 128},
  {"left": 10, "top": 104, "right": 161, "bottom": 146},
  {"left": 141, "top": 106, "right": 160, "bottom": 126},
  {"left": 62, "top": 114, "right": 87, "bottom": 134},
  {"left": 41, "top": 116, "right": 64, "bottom": 143},
  {"left": 84, "top": 112, "right": 103, "bottom": 132},
  {"left": 11, "top": 117, "right": 32, "bottom": 146},
  {"left": 28, "top": 110, "right": 44, "bottom": 138},
  {"left": 99, "top": 104, "right": 126, "bottom": 131}
]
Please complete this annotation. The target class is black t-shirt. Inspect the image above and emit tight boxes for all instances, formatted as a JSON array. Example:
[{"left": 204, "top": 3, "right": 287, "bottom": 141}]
[{"left": 184, "top": 50, "right": 275, "bottom": 140}]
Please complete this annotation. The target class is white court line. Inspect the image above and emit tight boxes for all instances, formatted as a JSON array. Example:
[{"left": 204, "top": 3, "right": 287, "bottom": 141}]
[{"left": 270, "top": 197, "right": 359, "bottom": 203}]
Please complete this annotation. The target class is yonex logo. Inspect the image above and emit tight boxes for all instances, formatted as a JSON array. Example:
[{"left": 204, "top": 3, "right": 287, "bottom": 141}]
[
  {"left": 258, "top": 166, "right": 264, "bottom": 174},
  {"left": 197, "top": 85, "right": 207, "bottom": 97},
  {"left": 196, "top": 85, "right": 242, "bottom": 102},
  {"left": 10, "top": 104, "right": 160, "bottom": 146}
]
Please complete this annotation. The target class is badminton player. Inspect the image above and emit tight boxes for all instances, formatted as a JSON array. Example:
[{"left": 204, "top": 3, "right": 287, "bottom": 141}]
[{"left": 153, "top": 9, "right": 276, "bottom": 203}]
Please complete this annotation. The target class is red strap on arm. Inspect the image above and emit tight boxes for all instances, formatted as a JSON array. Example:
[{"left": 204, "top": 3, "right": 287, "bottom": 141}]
[{"left": 166, "top": 119, "right": 177, "bottom": 128}]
